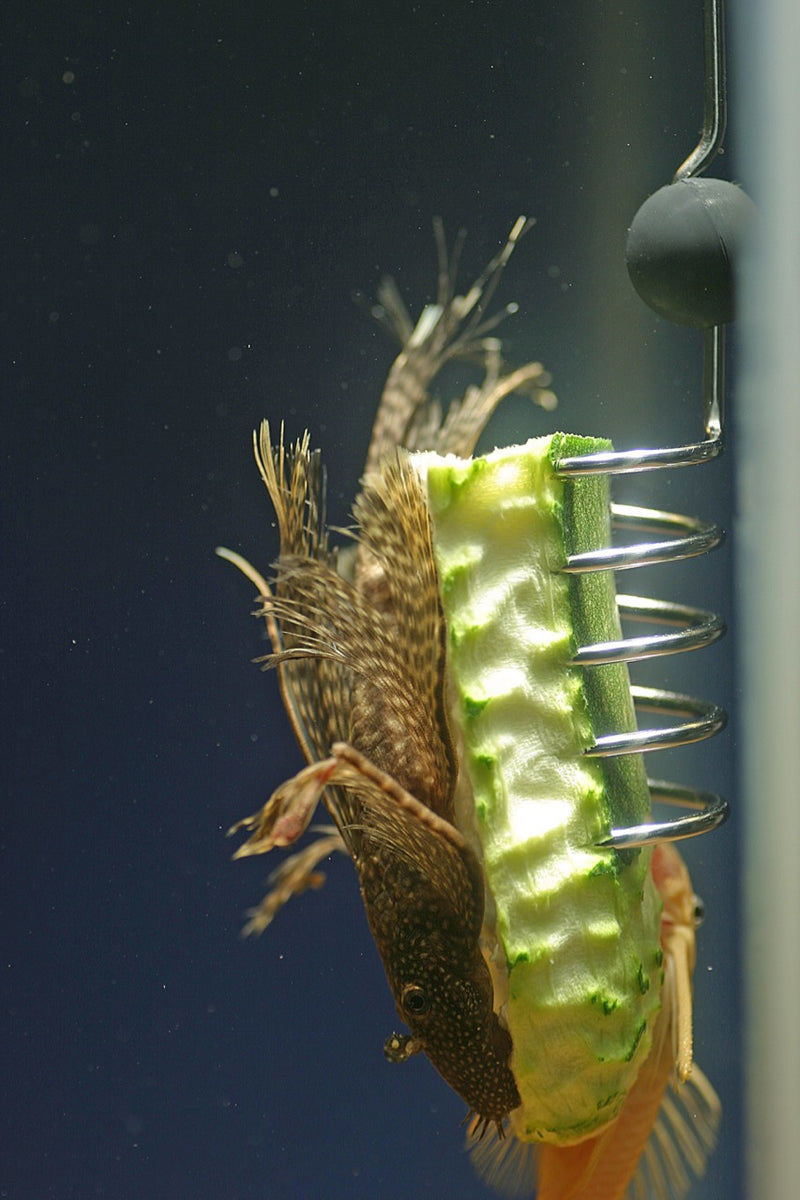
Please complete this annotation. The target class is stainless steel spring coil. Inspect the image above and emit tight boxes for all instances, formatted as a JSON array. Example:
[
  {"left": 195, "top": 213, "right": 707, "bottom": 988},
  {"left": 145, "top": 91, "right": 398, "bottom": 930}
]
[
  {"left": 557, "top": 352, "right": 729, "bottom": 848},
  {"left": 552, "top": 0, "right": 754, "bottom": 850}
]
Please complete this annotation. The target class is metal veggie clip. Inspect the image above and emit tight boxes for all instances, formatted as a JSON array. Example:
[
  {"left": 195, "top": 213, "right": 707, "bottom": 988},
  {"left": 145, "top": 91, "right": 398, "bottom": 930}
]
[{"left": 218, "top": 2, "right": 747, "bottom": 1195}]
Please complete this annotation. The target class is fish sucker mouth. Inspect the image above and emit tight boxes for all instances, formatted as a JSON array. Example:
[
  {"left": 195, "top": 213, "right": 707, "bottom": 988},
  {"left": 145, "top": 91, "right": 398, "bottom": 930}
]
[
  {"left": 419, "top": 1012, "right": 521, "bottom": 1133},
  {"left": 383, "top": 949, "right": 522, "bottom": 1131}
]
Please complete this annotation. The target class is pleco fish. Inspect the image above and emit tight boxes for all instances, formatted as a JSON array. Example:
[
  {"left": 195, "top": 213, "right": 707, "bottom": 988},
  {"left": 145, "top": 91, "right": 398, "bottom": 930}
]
[{"left": 219, "top": 219, "right": 720, "bottom": 1198}]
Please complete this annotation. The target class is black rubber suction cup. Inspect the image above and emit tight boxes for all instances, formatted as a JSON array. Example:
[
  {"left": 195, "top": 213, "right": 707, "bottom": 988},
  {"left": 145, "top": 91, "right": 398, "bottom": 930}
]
[{"left": 626, "top": 177, "right": 755, "bottom": 327}]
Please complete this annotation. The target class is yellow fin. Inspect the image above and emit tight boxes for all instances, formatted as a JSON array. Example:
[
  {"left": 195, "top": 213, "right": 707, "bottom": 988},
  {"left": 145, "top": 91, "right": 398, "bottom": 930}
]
[{"left": 627, "top": 1064, "right": 721, "bottom": 1199}]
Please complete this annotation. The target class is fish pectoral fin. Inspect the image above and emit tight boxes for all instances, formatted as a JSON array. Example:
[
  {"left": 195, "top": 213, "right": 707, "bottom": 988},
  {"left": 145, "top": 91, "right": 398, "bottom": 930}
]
[
  {"left": 627, "top": 1063, "right": 721, "bottom": 1200},
  {"left": 239, "top": 827, "right": 347, "bottom": 937},
  {"left": 229, "top": 757, "right": 339, "bottom": 857}
]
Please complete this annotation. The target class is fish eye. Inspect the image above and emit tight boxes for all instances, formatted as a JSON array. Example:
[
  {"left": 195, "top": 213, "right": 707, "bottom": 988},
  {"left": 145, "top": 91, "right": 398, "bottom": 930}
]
[
  {"left": 401, "top": 983, "right": 430, "bottom": 1016},
  {"left": 693, "top": 895, "right": 706, "bottom": 927}
]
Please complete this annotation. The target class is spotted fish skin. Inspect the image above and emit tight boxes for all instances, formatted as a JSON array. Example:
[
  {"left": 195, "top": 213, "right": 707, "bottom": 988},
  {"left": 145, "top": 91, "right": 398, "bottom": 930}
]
[
  {"left": 338, "top": 744, "right": 521, "bottom": 1128},
  {"left": 232, "top": 430, "right": 522, "bottom": 1127},
  {"left": 223, "top": 222, "right": 549, "bottom": 1127},
  {"left": 227, "top": 217, "right": 552, "bottom": 839}
]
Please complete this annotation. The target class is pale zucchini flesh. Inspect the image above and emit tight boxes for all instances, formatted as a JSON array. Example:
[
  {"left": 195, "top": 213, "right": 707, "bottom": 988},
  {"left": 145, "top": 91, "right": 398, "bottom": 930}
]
[{"left": 419, "top": 435, "right": 663, "bottom": 1145}]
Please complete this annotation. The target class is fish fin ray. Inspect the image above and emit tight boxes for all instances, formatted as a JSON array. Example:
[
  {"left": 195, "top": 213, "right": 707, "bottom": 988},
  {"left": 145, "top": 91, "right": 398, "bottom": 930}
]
[
  {"left": 626, "top": 1064, "right": 721, "bottom": 1199},
  {"left": 466, "top": 1120, "right": 539, "bottom": 1199}
]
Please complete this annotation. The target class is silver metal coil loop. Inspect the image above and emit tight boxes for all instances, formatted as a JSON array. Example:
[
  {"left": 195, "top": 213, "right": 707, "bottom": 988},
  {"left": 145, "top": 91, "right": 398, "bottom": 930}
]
[
  {"left": 563, "top": 503, "right": 725, "bottom": 574},
  {"left": 599, "top": 782, "right": 729, "bottom": 850},
  {"left": 572, "top": 596, "right": 725, "bottom": 666},
  {"left": 586, "top": 687, "right": 728, "bottom": 757},
  {"left": 556, "top": 434, "right": 722, "bottom": 477}
]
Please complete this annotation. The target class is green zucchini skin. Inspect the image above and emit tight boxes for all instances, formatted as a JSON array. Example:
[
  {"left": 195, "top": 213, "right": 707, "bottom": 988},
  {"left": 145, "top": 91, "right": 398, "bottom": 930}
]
[{"left": 421, "top": 435, "right": 663, "bottom": 1144}]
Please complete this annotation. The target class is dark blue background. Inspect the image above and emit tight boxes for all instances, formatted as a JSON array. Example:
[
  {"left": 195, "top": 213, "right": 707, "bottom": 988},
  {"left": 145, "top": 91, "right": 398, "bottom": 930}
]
[{"left": 3, "top": 2, "right": 741, "bottom": 1197}]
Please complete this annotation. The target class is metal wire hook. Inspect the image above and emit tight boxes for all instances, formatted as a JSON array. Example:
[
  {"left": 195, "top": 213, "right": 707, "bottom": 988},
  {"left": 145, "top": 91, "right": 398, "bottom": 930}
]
[
  {"left": 673, "top": 0, "right": 727, "bottom": 183},
  {"left": 576, "top": 0, "right": 733, "bottom": 850}
]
